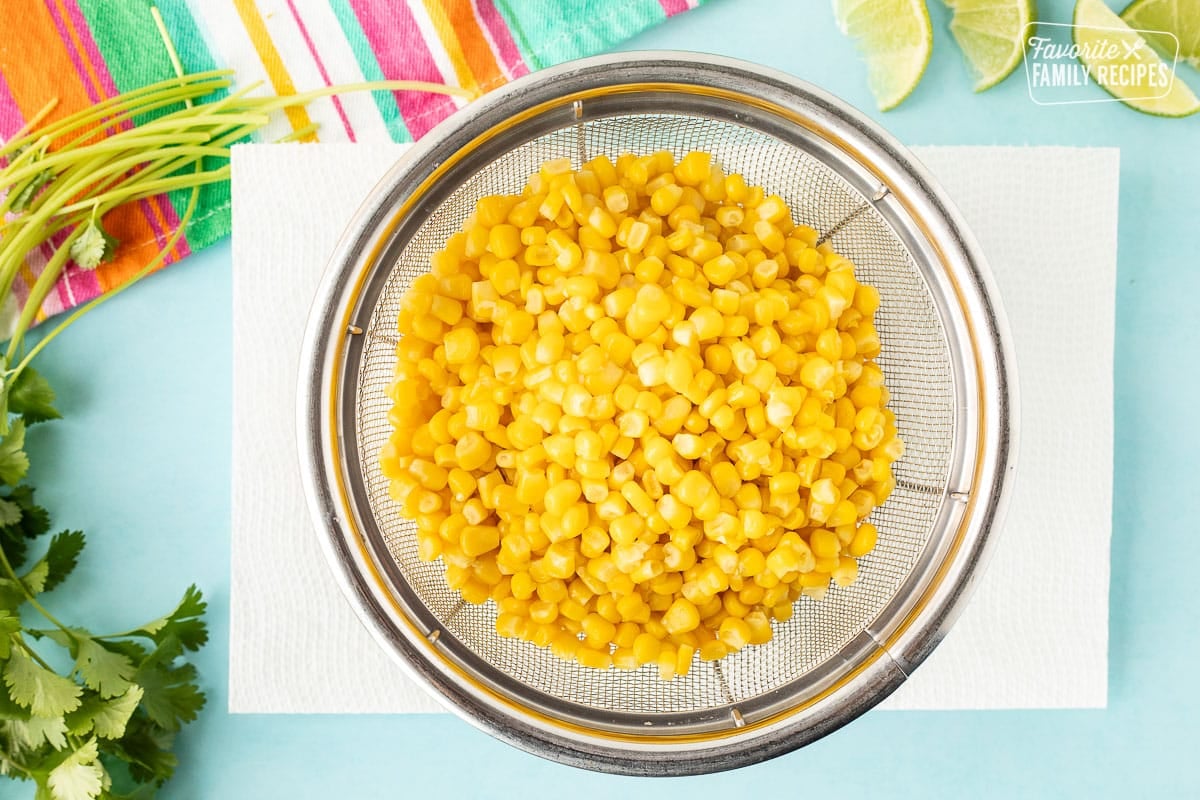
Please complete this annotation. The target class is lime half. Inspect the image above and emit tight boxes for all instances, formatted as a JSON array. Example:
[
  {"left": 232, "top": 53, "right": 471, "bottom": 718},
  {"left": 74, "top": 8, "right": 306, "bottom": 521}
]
[
  {"left": 944, "top": 0, "right": 1037, "bottom": 91},
  {"left": 1074, "top": 0, "right": 1200, "bottom": 116},
  {"left": 1120, "top": 0, "right": 1200, "bottom": 68},
  {"left": 834, "top": 0, "right": 934, "bottom": 110}
]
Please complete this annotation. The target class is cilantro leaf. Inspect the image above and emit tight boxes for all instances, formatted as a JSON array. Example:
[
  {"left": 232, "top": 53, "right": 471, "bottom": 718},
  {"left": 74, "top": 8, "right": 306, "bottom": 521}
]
[
  {"left": 69, "top": 218, "right": 118, "bottom": 271},
  {"left": 94, "top": 640, "right": 147, "bottom": 665},
  {"left": 0, "top": 498, "right": 22, "bottom": 526},
  {"left": 9, "top": 486, "right": 51, "bottom": 538},
  {"left": 43, "top": 531, "right": 85, "bottom": 593},
  {"left": 7, "top": 713, "right": 69, "bottom": 750},
  {"left": 107, "top": 714, "right": 178, "bottom": 787},
  {"left": 0, "top": 671, "right": 31, "bottom": 720},
  {"left": 0, "top": 419, "right": 30, "bottom": 486},
  {"left": 133, "top": 641, "right": 205, "bottom": 732},
  {"left": 10, "top": 169, "right": 54, "bottom": 213},
  {"left": 0, "top": 484, "right": 52, "bottom": 568},
  {"left": 133, "top": 585, "right": 207, "bottom": 652},
  {"left": 87, "top": 685, "right": 141, "bottom": 741},
  {"left": 75, "top": 638, "right": 135, "bottom": 699},
  {"left": 4, "top": 648, "right": 83, "bottom": 718},
  {"left": 9, "top": 368, "right": 62, "bottom": 425},
  {"left": 66, "top": 686, "right": 142, "bottom": 740},
  {"left": 22, "top": 557, "right": 50, "bottom": 595},
  {"left": 48, "top": 738, "right": 107, "bottom": 800}
]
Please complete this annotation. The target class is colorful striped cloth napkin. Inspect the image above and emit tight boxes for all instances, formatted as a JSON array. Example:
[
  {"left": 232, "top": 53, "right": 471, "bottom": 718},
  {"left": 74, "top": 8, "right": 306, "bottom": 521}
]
[{"left": 0, "top": 0, "right": 705, "bottom": 324}]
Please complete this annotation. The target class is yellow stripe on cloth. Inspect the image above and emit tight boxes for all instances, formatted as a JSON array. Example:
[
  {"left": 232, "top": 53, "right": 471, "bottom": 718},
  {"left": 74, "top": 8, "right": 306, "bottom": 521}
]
[{"left": 232, "top": 0, "right": 317, "bottom": 141}]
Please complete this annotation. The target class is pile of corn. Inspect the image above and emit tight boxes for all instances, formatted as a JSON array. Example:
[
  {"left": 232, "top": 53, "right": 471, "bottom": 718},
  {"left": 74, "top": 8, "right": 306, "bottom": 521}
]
[{"left": 381, "top": 151, "right": 903, "bottom": 678}]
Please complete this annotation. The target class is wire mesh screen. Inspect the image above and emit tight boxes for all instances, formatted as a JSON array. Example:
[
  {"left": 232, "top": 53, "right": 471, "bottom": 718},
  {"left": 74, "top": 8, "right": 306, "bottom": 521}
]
[{"left": 353, "top": 112, "right": 955, "bottom": 717}]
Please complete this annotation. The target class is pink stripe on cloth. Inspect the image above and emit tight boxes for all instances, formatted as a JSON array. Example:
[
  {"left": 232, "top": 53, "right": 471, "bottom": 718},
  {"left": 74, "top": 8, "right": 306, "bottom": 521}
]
[
  {"left": 44, "top": 0, "right": 101, "bottom": 104},
  {"left": 286, "top": 0, "right": 357, "bottom": 141},
  {"left": 0, "top": 71, "right": 24, "bottom": 142},
  {"left": 657, "top": 0, "right": 692, "bottom": 14},
  {"left": 347, "top": 0, "right": 459, "bottom": 140},
  {"left": 472, "top": 0, "right": 528, "bottom": 79},
  {"left": 46, "top": 230, "right": 99, "bottom": 314},
  {"left": 60, "top": 0, "right": 117, "bottom": 95},
  {"left": 61, "top": 263, "right": 102, "bottom": 308}
]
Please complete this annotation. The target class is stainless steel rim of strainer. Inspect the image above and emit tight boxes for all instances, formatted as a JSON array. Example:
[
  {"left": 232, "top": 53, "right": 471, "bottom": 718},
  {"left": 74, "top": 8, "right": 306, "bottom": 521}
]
[{"left": 296, "top": 52, "right": 1019, "bottom": 775}]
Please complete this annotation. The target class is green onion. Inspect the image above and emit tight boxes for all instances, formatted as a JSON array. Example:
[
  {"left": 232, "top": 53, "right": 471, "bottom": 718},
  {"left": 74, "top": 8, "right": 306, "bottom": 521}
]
[{"left": 0, "top": 6, "right": 472, "bottom": 394}]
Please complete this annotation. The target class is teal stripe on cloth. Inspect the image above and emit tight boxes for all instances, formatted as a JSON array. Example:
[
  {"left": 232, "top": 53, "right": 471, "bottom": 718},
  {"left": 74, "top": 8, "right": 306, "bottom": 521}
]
[
  {"left": 330, "top": 0, "right": 414, "bottom": 144},
  {"left": 494, "top": 0, "right": 667, "bottom": 69},
  {"left": 148, "top": 0, "right": 231, "bottom": 250}
]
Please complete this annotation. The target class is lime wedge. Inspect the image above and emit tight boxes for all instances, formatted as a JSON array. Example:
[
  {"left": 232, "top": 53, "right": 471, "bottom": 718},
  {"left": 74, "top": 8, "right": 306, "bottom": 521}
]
[
  {"left": 944, "top": 0, "right": 1037, "bottom": 91},
  {"left": 834, "top": 0, "right": 934, "bottom": 110},
  {"left": 1074, "top": 0, "right": 1200, "bottom": 116},
  {"left": 1120, "top": 0, "right": 1200, "bottom": 68}
]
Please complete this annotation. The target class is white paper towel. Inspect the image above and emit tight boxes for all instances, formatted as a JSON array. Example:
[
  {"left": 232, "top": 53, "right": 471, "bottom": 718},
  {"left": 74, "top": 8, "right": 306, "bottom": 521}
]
[{"left": 230, "top": 143, "right": 1116, "bottom": 714}]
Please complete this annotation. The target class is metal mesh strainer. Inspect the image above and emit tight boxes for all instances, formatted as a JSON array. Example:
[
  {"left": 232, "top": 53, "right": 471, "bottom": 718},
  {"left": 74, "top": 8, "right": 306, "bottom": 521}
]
[{"left": 297, "top": 53, "right": 1018, "bottom": 775}]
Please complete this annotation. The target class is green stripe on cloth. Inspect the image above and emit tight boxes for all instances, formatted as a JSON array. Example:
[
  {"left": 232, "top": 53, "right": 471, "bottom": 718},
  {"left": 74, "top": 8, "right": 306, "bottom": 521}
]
[
  {"left": 494, "top": 0, "right": 666, "bottom": 68},
  {"left": 77, "top": 0, "right": 231, "bottom": 250},
  {"left": 329, "top": 0, "right": 414, "bottom": 144}
]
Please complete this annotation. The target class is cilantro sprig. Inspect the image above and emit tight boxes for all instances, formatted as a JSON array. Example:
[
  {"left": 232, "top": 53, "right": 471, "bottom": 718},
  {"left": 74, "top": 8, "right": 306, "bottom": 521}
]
[{"left": 0, "top": 381, "right": 207, "bottom": 799}]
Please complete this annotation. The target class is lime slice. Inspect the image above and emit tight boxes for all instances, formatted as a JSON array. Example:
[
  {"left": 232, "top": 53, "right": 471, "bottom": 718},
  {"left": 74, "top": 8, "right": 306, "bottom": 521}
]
[
  {"left": 833, "top": 0, "right": 934, "bottom": 110},
  {"left": 1073, "top": 0, "right": 1200, "bottom": 116},
  {"left": 1120, "top": 0, "right": 1200, "bottom": 68},
  {"left": 944, "top": 0, "right": 1037, "bottom": 91}
]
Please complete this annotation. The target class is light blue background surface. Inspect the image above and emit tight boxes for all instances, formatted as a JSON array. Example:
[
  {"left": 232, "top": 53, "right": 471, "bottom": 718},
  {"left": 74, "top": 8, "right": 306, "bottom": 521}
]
[{"left": 20, "top": 0, "right": 1200, "bottom": 796}]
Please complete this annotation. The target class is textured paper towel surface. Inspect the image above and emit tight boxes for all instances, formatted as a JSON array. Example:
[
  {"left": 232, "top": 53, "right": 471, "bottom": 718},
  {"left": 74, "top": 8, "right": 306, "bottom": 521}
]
[{"left": 230, "top": 143, "right": 1116, "bottom": 713}]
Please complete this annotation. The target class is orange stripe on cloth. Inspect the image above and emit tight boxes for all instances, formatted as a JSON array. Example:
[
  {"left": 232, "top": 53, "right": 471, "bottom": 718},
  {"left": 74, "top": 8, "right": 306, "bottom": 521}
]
[
  {"left": 0, "top": 4, "right": 94, "bottom": 132},
  {"left": 436, "top": 0, "right": 504, "bottom": 90},
  {"left": 232, "top": 0, "right": 317, "bottom": 141},
  {"left": 421, "top": 0, "right": 482, "bottom": 97},
  {"left": 95, "top": 211, "right": 188, "bottom": 293}
]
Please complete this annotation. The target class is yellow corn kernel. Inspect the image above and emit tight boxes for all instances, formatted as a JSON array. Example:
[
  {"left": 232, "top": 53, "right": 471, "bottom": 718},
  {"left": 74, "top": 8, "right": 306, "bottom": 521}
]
[
  {"left": 683, "top": 306, "right": 722, "bottom": 342},
  {"left": 809, "top": 528, "right": 841, "bottom": 560},
  {"left": 628, "top": 633, "right": 658, "bottom": 665},
  {"left": 541, "top": 479, "right": 581, "bottom": 517},
  {"left": 702, "top": 254, "right": 738, "bottom": 286},
  {"left": 461, "top": 525, "right": 499, "bottom": 558},
  {"left": 442, "top": 327, "right": 479, "bottom": 365},
  {"left": 650, "top": 183, "right": 684, "bottom": 216},
  {"left": 662, "top": 597, "right": 700, "bottom": 634},
  {"left": 671, "top": 433, "right": 704, "bottom": 460},
  {"left": 810, "top": 477, "right": 840, "bottom": 506},
  {"left": 845, "top": 522, "right": 877, "bottom": 557},
  {"left": 620, "top": 481, "right": 655, "bottom": 517},
  {"left": 710, "top": 461, "right": 741, "bottom": 498},
  {"left": 698, "top": 639, "right": 729, "bottom": 662},
  {"left": 832, "top": 556, "right": 859, "bottom": 587},
  {"left": 454, "top": 432, "right": 491, "bottom": 472},
  {"left": 576, "top": 647, "right": 613, "bottom": 670},
  {"left": 828, "top": 499, "right": 858, "bottom": 528},
  {"left": 675, "top": 151, "right": 712, "bottom": 185},
  {"left": 581, "top": 613, "right": 617, "bottom": 647},
  {"left": 673, "top": 470, "right": 714, "bottom": 508},
  {"left": 718, "top": 617, "right": 753, "bottom": 651}
]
